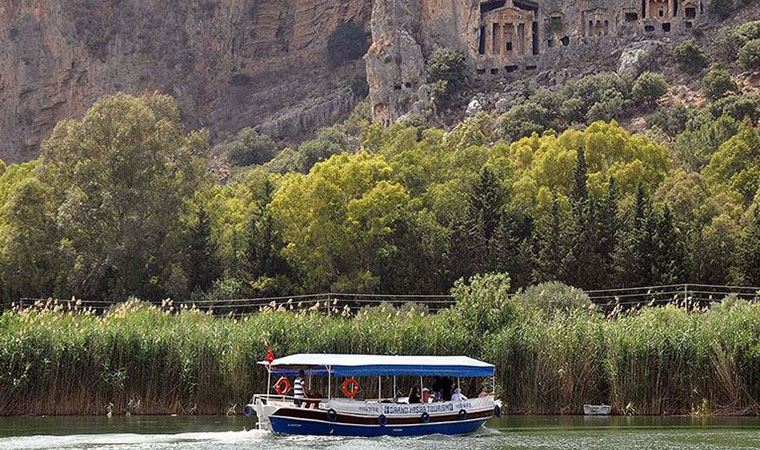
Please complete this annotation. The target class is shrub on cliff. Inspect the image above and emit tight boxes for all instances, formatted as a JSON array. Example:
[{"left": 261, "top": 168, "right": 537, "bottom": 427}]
[
  {"left": 702, "top": 69, "right": 739, "bottom": 101},
  {"left": 326, "top": 22, "right": 369, "bottom": 67},
  {"left": 674, "top": 39, "right": 708, "bottom": 74},
  {"left": 709, "top": 94, "right": 760, "bottom": 123},
  {"left": 632, "top": 72, "right": 668, "bottom": 108},
  {"left": 426, "top": 47, "right": 467, "bottom": 102},
  {"left": 223, "top": 128, "right": 277, "bottom": 166},
  {"left": 739, "top": 39, "right": 760, "bottom": 71}
]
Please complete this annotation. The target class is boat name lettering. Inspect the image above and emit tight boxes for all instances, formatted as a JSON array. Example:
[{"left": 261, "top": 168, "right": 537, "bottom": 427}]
[{"left": 383, "top": 403, "right": 455, "bottom": 415}]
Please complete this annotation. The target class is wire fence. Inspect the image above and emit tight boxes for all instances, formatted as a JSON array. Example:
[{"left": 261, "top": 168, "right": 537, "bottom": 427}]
[{"left": 12, "top": 284, "right": 760, "bottom": 317}]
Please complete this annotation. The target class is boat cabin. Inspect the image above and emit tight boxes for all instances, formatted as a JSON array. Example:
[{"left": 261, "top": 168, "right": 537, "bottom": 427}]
[{"left": 247, "top": 353, "right": 500, "bottom": 436}]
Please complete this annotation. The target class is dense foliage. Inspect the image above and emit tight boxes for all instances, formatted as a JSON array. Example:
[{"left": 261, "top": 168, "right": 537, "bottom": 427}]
[
  {"left": 1, "top": 277, "right": 758, "bottom": 416},
  {"left": 0, "top": 82, "right": 760, "bottom": 304}
]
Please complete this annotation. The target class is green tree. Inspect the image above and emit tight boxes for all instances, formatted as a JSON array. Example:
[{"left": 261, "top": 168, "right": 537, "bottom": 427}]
[
  {"left": 702, "top": 69, "right": 739, "bottom": 101},
  {"left": 533, "top": 196, "right": 570, "bottom": 283},
  {"left": 451, "top": 166, "right": 507, "bottom": 279},
  {"left": 186, "top": 203, "right": 221, "bottom": 294},
  {"left": 40, "top": 93, "right": 207, "bottom": 301},
  {"left": 270, "top": 152, "right": 411, "bottom": 291},
  {"left": 632, "top": 72, "right": 668, "bottom": 108},
  {"left": 223, "top": 128, "right": 277, "bottom": 167},
  {"left": 739, "top": 39, "right": 760, "bottom": 71},
  {"left": 614, "top": 186, "right": 655, "bottom": 287},
  {"left": 0, "top": 176, "right": 63, "bottom": 302},
  {"left": 426, "top": 47, "right": 467, "bottom": 102},
  {"left": 703, "top": 122, "right": 760, "bottom": 204},
  {"left": 674, "top": 39, "right": 709, "bottom": 74},
  {"left": 740, "top": 204, "right": 760, "bottom": 285},
  {"left": 652, "top": 207, "right": 686, "bottom": 285},
  {"left": 593, "top": 178, "right": 619, "bottom": 289},
  {"left": 244, "top": 178, "right": 290, "bottom": 282},
  {"left": 672, "top": 114, "right": 739, "bottom": 171}
]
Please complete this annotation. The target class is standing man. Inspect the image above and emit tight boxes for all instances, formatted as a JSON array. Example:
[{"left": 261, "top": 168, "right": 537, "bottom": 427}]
[{"left": 294, "top": 369, "right": 306, "bottom": 407}]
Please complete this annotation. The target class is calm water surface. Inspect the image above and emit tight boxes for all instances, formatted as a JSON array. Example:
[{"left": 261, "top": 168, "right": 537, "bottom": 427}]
[{"left": 0, "top": 415, "right": 758, "bottom": 450}]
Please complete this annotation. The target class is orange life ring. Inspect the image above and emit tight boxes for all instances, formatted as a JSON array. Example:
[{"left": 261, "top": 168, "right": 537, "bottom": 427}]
[
  {"left": 274, "top": 376, "right": 292, "bottom": 395},
  {"left": 340, "top": 377, "right": 360, "bottom": 398}
]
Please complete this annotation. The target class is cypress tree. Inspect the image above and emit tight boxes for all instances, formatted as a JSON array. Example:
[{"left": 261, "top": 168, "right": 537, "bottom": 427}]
[
  {"left": 533, "top": 196, "right": 571, "bottom": 283},
  {"left": 245, "top": 179, "right": 289, "bottom": 280},
  {"left": 652, "top": 206, "right": 686, "bottom": 285},
  {"left": 594, "top": 178, "right": 619, "bottom": 288},
  {"left": 614, "top": 186, "right": 656, "bottom": 287},
  {"left": 187, "top": 204, "right": 221, "bottom": 293},
  {"left": 454, "top": 166, "right": 508, "bottom": 277},
  {"left": 567, "top": 146, "right": 600, "bottom": 289}
]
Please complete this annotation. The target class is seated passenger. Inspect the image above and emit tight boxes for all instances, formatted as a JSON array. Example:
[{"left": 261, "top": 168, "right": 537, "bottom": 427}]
[
  {"left": 478, "top": 386, "right": 490, "bottom": 398},
  {"left": 408, "top": 386, "right": 421, "bottom": 404},
  {"left": 451, "top": 387, "right": 468, "bottom": 401},
  {"left": 421, "top": 387, "right": 432, "bottom": 403}
]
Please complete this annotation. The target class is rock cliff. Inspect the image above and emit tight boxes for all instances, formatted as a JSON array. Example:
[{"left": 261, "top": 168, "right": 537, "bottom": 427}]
[
  {"left": 0, "top": 0, "right": 370, "bottom": 162},
  {"left": 367, "top": 0, "right": 719, "bottom": 124}
]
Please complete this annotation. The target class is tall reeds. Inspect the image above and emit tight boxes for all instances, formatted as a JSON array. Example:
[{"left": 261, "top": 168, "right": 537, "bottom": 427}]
[{"left": 1, "top": 288, "right": 758, "bottom": 416}]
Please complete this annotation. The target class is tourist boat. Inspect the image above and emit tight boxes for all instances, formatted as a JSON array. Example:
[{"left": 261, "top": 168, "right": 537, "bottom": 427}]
[{"left": 244, "top": 353, "right": 501, "bottom": 436}]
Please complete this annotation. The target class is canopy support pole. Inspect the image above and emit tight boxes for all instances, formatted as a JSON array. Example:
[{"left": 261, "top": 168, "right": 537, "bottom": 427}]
[
  {"left": 419, "top": 376, "right": 423, "bottom": 402},
  {"left": 266, "top": 366, "right": 271, "bottom": 401},
  {"left": 393, "top": 376, "right": 397, "bottom": 402},
  {"left": 378, "top": 377, "right": 382, "bottom": 401},
  {"left": 328, "top": 366, "right": 332, "bottom": 401}
]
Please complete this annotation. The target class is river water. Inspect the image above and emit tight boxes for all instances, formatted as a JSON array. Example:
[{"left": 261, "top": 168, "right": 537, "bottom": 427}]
[{"left": 1, "top": 415, "right": 759, "bottom": 450}]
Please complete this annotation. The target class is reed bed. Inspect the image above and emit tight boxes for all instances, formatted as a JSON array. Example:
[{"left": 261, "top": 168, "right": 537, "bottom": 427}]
[{"left": 1, "top": 291, "right": 759, "bottom": 416}]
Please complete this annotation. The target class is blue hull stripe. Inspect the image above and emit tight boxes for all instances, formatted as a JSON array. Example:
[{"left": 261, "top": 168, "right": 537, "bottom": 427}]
[{"left": 269, "top": 415, "right": 488, "bottom": 436}]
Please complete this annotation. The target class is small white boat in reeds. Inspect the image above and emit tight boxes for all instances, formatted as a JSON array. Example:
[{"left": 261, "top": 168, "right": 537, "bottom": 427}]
[
  {"left": 583, "top": 404, "right": 612, "bottom": 415},
  {"left": 244, "top": 353, "right": 501, "bottom": 437}
]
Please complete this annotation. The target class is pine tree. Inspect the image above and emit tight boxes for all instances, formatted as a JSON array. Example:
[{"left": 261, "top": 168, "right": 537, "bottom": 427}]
[{"left": 187, "top": 204, "right": 221, "bottom": 293}]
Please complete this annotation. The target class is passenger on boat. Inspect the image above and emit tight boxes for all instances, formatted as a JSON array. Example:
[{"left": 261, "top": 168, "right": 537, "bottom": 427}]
[
  {"left": 408, "top": 386, "right": 421, "bottom": 404},
  {"left": 478, "top": 386, "right": 490, "bottom": 398},
  {"left": 421, "top": 387, "right": 432, "bottom": 403},
  {"left": 293, "top": 370, "right": 306, "bottom": 407},
  {"left": 432, "top": 377, "right": 442, "bottom": 401},
  {"left": 452, "top": 387, "right": 468, "bottom": 401}
]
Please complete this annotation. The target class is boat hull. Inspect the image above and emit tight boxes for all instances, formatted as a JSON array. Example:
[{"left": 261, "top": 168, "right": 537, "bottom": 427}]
[{"left": 269, "top": 413, "right": 488, "bottom": 436}]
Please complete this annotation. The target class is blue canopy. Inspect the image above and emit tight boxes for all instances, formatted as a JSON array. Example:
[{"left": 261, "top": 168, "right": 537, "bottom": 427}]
[{"left": 261, "top": 354, "right": 495, "bottom": 377}]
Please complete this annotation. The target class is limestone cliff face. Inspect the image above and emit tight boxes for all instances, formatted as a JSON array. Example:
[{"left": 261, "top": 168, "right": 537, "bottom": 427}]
[
  {"left": 367, "top": 0, "right": 716, "bottom": 124},
  {"left": 0, "top": 0, "right": 370, "bottom": 163}
]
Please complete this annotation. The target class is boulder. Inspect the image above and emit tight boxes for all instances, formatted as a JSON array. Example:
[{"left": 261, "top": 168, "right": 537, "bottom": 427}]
[{"left": 617, "top": 41, "right": 664, "bottom": 82}]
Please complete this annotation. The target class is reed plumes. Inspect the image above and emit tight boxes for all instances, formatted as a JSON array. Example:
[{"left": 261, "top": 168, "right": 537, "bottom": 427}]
[{"left": 1, "top": 280, "right": 759, "bottom": 416}]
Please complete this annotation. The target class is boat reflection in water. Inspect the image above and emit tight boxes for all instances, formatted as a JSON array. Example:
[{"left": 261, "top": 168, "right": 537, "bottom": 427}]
[{"left": 245, "top": 354, "right": 501, "bottom": 436}]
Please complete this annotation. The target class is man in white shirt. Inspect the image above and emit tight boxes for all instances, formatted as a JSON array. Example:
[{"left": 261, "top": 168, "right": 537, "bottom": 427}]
[
  {"left": 452, "top": 387, "right": 468, "bottom": 401},
  {"left": 293, "top": 370, "right": 305, "bottom": 407}
]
